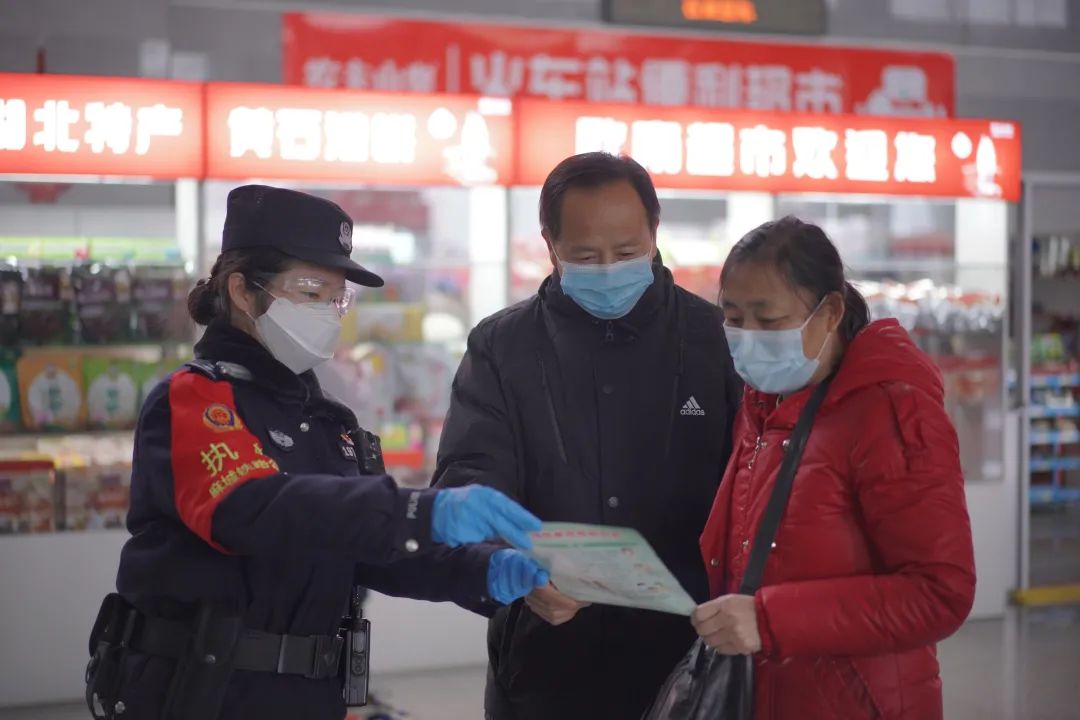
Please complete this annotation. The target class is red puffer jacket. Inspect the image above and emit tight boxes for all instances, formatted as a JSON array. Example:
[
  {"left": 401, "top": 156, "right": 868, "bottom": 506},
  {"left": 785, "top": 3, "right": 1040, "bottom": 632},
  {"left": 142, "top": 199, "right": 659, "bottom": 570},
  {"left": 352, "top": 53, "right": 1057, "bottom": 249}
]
[{"left": 700, "top": 319, "right": 975, "bottom": 720}]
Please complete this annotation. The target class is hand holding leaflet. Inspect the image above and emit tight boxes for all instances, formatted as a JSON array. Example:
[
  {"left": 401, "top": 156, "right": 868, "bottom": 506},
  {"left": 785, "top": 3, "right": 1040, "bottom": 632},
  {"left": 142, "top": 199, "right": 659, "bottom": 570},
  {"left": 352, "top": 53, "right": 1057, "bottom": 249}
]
[{"left": 526, "top": 523, "right": 697, "bottom": 616}]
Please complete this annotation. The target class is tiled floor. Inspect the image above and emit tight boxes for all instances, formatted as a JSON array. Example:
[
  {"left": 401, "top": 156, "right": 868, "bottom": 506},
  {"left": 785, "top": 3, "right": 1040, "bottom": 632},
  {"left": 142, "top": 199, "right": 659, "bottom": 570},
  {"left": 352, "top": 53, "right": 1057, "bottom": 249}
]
[{"left": 4, "top": 608, "right": 1078, "bottom": 719}]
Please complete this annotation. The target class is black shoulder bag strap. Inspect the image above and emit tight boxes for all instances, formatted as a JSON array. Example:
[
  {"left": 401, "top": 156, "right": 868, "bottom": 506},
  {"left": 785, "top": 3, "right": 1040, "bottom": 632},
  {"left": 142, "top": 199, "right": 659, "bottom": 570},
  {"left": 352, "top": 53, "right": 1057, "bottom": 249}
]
[
  {"left": 725, "top": 374, "right": 834, "bottom": 720},
  {"left": 738, "top": 374, "right": 835, "bottom": 596}
]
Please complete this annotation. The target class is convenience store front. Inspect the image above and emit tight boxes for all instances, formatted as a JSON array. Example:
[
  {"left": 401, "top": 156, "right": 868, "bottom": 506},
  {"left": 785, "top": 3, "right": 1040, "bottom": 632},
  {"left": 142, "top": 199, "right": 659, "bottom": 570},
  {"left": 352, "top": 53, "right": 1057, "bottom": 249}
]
[{"left": 0, "top": 71, "right": 1022, "bottom": 705}]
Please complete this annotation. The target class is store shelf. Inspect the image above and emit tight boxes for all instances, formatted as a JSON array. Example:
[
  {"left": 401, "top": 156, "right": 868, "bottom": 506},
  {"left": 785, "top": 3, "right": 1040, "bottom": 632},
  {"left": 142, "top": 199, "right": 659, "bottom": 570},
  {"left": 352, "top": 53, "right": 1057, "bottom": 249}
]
[
  {"left": 1032, "top": 373, "right": 1080, "bottom": 389},
  {"left": 1030, "top": 457, "right": 1080, "bottom": 473},
  {"left": 1030, "top": 486, "right": 1080, "bottom": 506},
  {"left": 1030, "top": 430, "right": 1080, "bottom": 445},
  {"left": 1030, "top": 405, "right": 1080, "bottom": 419}
]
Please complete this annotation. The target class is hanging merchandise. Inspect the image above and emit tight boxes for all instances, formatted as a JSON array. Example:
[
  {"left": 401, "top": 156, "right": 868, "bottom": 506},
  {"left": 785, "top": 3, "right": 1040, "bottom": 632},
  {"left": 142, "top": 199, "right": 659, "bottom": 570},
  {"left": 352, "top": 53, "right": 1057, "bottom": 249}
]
[
  {"left": 16, "top": 353, "right": 85, "bottom": 431},
  {"left": 72, "top": 264, "right": 134, "bottom": 345},
  {"left": 858, "top": 279, "right": 1004, "bottom": 337},
  {"left": 133, "top": 266, "right": 189, "bottom": 342},
  {"left": 1034, "top": 235, "right": 1080, "bottom": 278},
  {"left": 0, "top": 265, "right": 20, "bottom": 347},
  {"left": 19, "top": 267, "right": 74, "bottom": 346}
]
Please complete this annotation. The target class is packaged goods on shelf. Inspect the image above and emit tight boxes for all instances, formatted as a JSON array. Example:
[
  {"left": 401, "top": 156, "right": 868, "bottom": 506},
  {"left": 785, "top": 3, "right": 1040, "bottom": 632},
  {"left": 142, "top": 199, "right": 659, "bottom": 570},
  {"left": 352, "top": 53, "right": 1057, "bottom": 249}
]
[
  {"left": 72, "top": 264, "right": 134, "bottom": 344},
  {"left": 6, "top": 259, "right": 191, "bottom": 349},
  {"left": 0, "top": 265, "right": 19, "bottom": 347},
  {"left": 1034, "top": 235, "right": 1080, "bottom": 278},
  {"left": 64, "top": 463, "right": 131, "bottom": 531},
  {"left": 134, "top": 360, "right": 170, "bottom": 407},
  {"left": 1033, "top": 334, "right": 1070, "bottom": 366},
  {"left": 0, "top": 460, "right": 57, "bottom": 534},
  {"left": 16, "top": 353, "right": 85, "bottom": 432},
  {"left": 353, "top": 302, "right": 426, "bottom": 343},
  {"left": 2, "top": 351, "right": 183, "bottom": 435},
  {"left": 0, "top": 352, "right": 19, "bottom": 433},
  {"left": 133, "top": 266, "right": 190, "bottom": 342},
  {"left": 857, "top": 279, "right": 1003, "bottom": 336},
  {"left": 31, "top": 434, "right": 134, "bottom": 532},
  {"left": 19, "top": 267, "right": 75, "bottom": 346},
  {"left": 83, "top": 357, "right": 140, "bottom": 430}
]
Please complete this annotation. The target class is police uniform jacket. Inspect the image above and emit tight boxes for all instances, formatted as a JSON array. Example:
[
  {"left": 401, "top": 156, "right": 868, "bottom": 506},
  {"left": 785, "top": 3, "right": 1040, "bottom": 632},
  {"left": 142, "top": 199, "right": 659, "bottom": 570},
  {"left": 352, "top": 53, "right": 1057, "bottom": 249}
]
[{"left": 114, "top": 320, "right": 495, "bottom": 720}]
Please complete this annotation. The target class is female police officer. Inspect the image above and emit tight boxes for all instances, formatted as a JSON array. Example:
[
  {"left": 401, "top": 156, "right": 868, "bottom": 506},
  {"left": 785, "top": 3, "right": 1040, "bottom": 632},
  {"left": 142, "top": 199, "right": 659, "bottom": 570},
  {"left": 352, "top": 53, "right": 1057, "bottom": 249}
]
[{"left": 86, "top": 186, "right": 549, "bottom": 720}]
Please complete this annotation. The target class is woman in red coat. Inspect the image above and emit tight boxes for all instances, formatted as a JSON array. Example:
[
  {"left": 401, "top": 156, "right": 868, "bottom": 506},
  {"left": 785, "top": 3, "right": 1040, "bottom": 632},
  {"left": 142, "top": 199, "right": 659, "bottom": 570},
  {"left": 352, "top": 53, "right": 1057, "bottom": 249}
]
[{"left": 693, "top": 216, "right": 976, "bottom": 720}]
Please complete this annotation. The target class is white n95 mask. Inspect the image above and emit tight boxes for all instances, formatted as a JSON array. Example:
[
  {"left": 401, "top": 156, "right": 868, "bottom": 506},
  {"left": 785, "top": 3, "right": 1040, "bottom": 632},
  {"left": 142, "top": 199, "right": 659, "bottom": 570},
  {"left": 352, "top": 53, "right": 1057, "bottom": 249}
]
[{"left": 255, "top": 297, "right": 342, "bottom": 374}]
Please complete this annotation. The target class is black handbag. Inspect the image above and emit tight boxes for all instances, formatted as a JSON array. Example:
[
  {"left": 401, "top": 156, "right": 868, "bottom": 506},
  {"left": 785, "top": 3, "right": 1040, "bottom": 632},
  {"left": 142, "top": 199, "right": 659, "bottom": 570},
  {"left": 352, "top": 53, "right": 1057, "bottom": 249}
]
[{"left": 643, "top": 375, "right": 834, "bottom": 720}]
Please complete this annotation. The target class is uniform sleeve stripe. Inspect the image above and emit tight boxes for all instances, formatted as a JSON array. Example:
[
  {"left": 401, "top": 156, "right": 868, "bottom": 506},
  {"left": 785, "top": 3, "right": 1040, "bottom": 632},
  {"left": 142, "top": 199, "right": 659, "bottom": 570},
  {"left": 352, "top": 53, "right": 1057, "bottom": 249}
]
[{"left": 168, "top": 369, "right": 280, "bottom": 552}]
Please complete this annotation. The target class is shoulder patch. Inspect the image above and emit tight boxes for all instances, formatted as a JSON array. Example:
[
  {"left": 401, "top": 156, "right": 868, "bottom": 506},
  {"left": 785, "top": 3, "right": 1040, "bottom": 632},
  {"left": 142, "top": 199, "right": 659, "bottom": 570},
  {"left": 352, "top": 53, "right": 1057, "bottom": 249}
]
[
  {"left": 168, "top": 369, "right": 279, "bottom": 551},
  {"left": 203, "top": 403, "right": 244, "bottom": 433}
]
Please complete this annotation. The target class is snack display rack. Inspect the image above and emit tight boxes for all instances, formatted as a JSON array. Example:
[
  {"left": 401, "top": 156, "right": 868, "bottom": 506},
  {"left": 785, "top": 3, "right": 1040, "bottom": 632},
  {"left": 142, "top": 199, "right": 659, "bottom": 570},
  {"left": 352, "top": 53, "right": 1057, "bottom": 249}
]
[{"left": 1028, "top": 234, "right": 1080, "bottom": 507}]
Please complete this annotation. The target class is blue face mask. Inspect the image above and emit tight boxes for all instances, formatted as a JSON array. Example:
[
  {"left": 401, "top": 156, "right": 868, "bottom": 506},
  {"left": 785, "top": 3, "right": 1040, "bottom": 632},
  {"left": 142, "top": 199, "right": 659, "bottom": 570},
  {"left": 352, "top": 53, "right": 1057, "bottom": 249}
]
[
  {"left": 724, "top": 303, "right": 832, "bottom": 395},
  {"left": 557, "top": 253, "right": 655, "bottom": 320}
]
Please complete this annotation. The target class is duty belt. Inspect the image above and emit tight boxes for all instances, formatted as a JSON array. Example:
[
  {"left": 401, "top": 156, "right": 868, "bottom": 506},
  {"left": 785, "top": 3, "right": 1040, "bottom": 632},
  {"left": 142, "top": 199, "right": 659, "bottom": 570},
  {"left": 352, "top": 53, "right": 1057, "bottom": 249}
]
[{"left": 130, "top": 612, "right": 345, "bottom": 680}]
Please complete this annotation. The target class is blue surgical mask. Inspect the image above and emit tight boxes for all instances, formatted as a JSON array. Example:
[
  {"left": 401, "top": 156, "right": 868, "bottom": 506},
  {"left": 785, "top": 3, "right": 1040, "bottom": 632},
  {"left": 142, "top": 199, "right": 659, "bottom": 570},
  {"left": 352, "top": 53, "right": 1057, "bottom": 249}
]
[
  {"left": 557, "top": 253, "right": 655, "bottom": 320},
  {"left": 725, "top": 303, "right": 831, "bottom": 395}
]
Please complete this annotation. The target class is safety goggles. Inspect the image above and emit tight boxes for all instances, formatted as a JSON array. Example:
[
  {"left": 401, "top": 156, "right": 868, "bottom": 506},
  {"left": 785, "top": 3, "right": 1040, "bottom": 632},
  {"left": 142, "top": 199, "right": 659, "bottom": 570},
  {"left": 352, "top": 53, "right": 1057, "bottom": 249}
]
[{"left": 258, "top": 277, "right": 357, "bottom": 317}]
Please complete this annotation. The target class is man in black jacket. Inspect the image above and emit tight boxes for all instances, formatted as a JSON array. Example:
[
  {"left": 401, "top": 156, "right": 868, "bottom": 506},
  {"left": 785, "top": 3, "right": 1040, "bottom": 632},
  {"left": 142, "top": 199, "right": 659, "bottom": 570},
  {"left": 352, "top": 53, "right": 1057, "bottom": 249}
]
[{"left": 433, "top": 152, "right": 742, "bottom": 720}]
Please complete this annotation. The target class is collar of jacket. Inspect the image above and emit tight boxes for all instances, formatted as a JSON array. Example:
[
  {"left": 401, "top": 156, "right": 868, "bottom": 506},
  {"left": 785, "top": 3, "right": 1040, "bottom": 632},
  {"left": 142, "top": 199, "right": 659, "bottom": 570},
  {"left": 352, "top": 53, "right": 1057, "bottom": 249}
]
[
  {"left": 194, "top": 320, "right": 318, "bottom": 400},
  {"left": 540, "top": 251, "right": 672, "bottom": 342}
]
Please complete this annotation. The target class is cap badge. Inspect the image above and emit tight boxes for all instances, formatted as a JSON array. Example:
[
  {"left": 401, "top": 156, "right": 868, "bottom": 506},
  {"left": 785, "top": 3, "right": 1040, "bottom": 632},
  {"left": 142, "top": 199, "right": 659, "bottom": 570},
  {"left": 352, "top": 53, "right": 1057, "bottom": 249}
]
[{"left": 339, "top": 221, "right": 353, "bottom": 254}]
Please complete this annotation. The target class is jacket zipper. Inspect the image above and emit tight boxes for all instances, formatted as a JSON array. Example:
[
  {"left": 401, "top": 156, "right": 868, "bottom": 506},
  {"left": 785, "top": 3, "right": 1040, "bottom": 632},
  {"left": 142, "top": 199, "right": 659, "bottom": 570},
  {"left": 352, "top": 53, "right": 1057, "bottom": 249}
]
[
  {"left": 747, "top": 435, "right": 764, "bottom": 469},
  {"left": 537, "top": 356, "right": 568, "bottom": 464}
]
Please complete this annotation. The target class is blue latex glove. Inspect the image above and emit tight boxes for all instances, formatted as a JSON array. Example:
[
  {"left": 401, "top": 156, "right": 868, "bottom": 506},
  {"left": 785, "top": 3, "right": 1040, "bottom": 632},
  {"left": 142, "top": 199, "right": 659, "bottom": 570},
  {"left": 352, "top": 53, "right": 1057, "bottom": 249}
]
[
  {"left": 432, "top": 486, "right": 542, "bottom": 549},
  {"left": 488, "top": 549, "right": 550, "bottom": 605}
]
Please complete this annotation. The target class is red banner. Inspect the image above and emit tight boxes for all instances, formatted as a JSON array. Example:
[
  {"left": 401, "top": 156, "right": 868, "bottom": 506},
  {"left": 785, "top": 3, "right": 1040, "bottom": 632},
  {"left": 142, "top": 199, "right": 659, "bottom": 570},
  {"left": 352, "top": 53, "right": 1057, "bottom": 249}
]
[
  {"left": 283, "top": 13, "right": 955, "bottom": 118},
  {"left": 205, "top": 84, "right": 514, "bottom": 186},
  {"left": 0, "top": 73, "right": 203, "bottom": 179},
  {"left": 0, "top": 73, "right": 1021, "bottom": 202},
  {"left": 515, "top": 99, "right": 1021, "bottom": 201}
]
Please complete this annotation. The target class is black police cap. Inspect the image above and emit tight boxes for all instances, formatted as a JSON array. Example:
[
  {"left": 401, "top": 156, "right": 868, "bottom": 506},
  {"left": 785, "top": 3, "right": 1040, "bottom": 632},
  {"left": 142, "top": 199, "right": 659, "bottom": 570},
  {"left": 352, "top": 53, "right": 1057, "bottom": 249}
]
[{"left": 221, "top": 185, "right": 384, "bottom": 288}]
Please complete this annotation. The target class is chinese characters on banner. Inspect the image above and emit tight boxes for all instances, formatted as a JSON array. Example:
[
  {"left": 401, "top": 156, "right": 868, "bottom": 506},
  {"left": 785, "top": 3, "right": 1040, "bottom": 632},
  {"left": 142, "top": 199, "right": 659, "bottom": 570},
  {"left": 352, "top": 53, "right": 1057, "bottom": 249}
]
[
  {"left": 515, "top": 99, "right": 1021, "bottom": 201},
  {"left": 205, "top": 84, "right": 514, "bottom": 186},
  {"left": 0, "top": 73, "right": 203, "bottom": 178},
  {"left": 283, "top": 14, "right": 955, "bottom": 118},
  {"left": 0, "top": 72, "right": 1020, "bottom": 201}
]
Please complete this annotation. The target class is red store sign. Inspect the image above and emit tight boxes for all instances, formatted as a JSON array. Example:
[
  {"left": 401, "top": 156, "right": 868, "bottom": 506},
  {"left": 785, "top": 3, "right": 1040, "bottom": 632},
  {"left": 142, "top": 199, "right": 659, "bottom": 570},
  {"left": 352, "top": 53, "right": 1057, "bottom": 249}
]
[
  {"left": 205, "top": 83, "right": 514, "bottom": 186},
  {"left": 283, "top": 13, "right": 955, "bottom": 118},
  {"left": 0, "top": 73, "right": 203, "bottom": 179},
  {"left": 0, "top": 73, "right": 1020, "bottom": 202},
  {"left": 516, "top": 99, "right": 1021, "bottom": 201}
]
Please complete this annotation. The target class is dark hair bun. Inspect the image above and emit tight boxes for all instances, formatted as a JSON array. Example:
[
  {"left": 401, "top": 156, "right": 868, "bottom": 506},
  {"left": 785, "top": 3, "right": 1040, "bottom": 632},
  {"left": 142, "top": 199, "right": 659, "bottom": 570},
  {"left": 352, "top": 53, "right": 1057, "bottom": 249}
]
[{"left": 187, "top": 281, "right": 217, "bottom": 326}]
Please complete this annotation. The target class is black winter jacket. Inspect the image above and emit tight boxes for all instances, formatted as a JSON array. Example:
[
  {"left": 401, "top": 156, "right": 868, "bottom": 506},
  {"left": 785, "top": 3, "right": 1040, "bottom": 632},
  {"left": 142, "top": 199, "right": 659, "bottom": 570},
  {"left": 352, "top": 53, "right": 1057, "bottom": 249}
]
[{"left": 434, "top": 259, "right": 741, "bottom": 720}]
